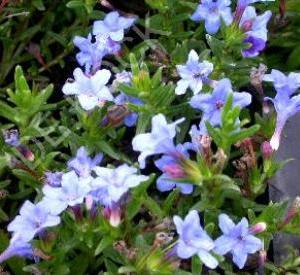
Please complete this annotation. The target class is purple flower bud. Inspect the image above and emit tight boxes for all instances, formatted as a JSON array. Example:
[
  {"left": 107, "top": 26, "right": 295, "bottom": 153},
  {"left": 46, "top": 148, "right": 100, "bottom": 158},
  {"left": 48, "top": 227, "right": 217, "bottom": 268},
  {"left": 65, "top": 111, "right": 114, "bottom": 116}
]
[
  {"left": 261, "top": 141, "right": 273, "bottom": 159},
  {"left": 16, "top": 145, "right": 35, "bottom": 161}
]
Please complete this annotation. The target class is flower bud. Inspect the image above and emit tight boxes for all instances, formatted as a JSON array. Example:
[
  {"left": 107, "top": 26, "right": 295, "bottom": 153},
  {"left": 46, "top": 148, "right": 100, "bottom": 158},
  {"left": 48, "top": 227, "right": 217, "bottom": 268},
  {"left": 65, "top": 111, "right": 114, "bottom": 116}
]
[
  {"left": 249, "top": 222, "right": 267, "bottom": 234},
  {"left": 103, "top": 206, "right": 121, "bottom": 227},
  {"left": 85, "top": 195, "right": 94, "bottom": 211},
  {"left": 17, "top": 145, "right": 35, "bottom": 161},
  {"left": 261, "top": 141, "right": 273, "bottom": 159},
  {"left": 281, "top": 197, "right": 300, "bottom": 228}
]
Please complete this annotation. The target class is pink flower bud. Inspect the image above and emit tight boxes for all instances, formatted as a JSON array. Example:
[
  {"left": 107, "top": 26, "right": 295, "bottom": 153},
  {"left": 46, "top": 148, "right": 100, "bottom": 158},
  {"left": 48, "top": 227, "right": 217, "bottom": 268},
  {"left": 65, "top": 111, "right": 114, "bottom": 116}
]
[
  {"left": 249, "top": 222, "right": 267, "bottom": 234},
  {"left": 103, "top": 206, "right": 122, "bottom": 227},
  {"left": 261, "top": 141, "right": 273, "bottom": 159},
  {"left": 258, "top": 250, "right": 267, "bottom": 268},
  {"left": 85, "top": 195, "right": 94, "bottom": 211}
]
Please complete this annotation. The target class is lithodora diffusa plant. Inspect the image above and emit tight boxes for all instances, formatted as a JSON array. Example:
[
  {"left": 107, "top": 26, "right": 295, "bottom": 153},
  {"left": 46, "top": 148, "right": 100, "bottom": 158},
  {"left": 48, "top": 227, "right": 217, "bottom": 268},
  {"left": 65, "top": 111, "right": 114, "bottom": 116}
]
[{"left": 1, "top": 0, "right": 300, "bottom": 274}]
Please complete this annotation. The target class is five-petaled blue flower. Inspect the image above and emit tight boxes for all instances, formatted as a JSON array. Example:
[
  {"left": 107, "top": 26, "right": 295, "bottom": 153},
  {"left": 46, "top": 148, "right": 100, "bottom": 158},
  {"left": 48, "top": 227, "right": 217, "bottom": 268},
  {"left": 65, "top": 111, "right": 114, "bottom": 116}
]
[
  {"left": 93, "top": 11, "right": 135, "bottom": 42},
  {"left": 7, "top": 201, "right": 60, "bottom": 242},
  {"left": 90, "top": 164, "right": 149, "bottom": 206},
  {"left": 175, "top": 50, "right": 214, "bottom": 95},
  {"left": 190, "top": 78, "right": 252, "bottom": 134},
  {"left": 73, "top": 34, "right": 120, "bottom": 74},
  {"left": 173, "top": 210, "right": 218, "bottom": 269},
  {"left": 62, "top": 68, "right": 113, "bottom": 111},
  {"left": 239, "top": 6, "right": 272, "bottom": 57},
  {"left": 191, "top": 0, "right": 233, "bottom": 35},
  {"left": 155, "top": 144, "right": 193, "bottom": 194},
  {"left": 132, "top": 114, "right": 185, "bottom": 169},
  {"left": 41, "top": 171, "right": 92, "bottom": 215},
  {"left": 214, "top": 214, "right": 262, "bottom": 269},
  {"left": 68, "top": 146, "right": 103, "bottom": 178},
  {"left": 263, "top": 70, "right": 300, "bottom": 150}
]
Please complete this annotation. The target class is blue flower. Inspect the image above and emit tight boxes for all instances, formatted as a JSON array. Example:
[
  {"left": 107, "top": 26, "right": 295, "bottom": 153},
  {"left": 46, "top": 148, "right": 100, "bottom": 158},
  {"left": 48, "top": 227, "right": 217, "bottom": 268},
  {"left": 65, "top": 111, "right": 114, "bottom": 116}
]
[
  {"left": 114, "top": 93, "right": 143, "bottom": 127},
  {"left": 90, "top": 164, "right": 149, "bottom": 206},
  {"left": 44, "top": 172, "right": 63, "bottom": 187},
  {"left": 173, "top": 210, "right": 218, "bottom": 269},
  {"left": 93, "top": 11, "right": 135, "bottom": 42},
  {"left": 191, "top": 0, "right": 233, "bottom": 35},
  {"left": 155, "top": 144, "right": 193, "bottom": 194},
  {"left": 214, "top": 214, "right": 262, "bottom": 269},
  {"left": 263, "top": 69, "right": 300, "bottom": 95},
  {"left": 7, "top": 201, "right": 60, "bottom": 242},
  {"left": 0, "top": 236, "right": 34, "bottom": 264},
  {"left": 3, "top": 129, "right": 20, "bottom": 147},
  {"left": 263, "top": 70, "right": 300, "bottom": 150},
  {"left": 175, "top": 50, "right": 214, "bottom": 95},
  {"left": 41, "top": 171, "right": 92, "bottom": 215},
  {"left": 68, "top": 147, "right": 103, "bottom": 178},
  {"left": 190, "top": 78, "right": 252, "bottom": 134},
  {"left": 62, "top": 68, "right": 113, "bottom": 111},
  {"left": 132, "top": 114, "right": 185, "bottom": 169},
  {"left": 73, "top": 33, "right": 120, "bottom": 74},
  {"left": 239, "top": 6, "right": 272, "bottom": 57},
  {"left": 242, "top": 36, "right": 266, "bottom": 58}
]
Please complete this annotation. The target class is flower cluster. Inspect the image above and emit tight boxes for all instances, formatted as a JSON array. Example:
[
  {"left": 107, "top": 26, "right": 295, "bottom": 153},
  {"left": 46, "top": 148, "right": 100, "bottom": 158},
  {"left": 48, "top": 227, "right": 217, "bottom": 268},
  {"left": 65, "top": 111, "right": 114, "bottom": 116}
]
[
  {"left": 173, "top": 211, "right": 264, "bottom": 269},
  {"left": 1, "top": 1, "right": 296, "bottom": 273},
  {"left": 62, "top": 11, "right": 135, "bottom": 113},
  {"left": 0, "top": 147, "right": 148, "bottom": 263},
  {"left": 191, "top": 0, "right": 272, "bottom": 57}
]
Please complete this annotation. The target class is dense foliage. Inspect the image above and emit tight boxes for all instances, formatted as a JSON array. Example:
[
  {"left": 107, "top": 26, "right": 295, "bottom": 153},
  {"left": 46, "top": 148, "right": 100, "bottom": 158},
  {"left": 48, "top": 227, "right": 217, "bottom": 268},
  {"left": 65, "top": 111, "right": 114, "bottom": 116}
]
[{"left": 1, "top": 0, "right": 300, "bottom": 274}]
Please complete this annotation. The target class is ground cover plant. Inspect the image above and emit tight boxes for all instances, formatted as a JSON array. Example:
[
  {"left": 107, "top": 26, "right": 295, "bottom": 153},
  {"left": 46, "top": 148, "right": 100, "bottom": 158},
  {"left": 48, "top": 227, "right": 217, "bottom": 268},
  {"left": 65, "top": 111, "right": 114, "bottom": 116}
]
[{"left": 1, "top": 0, "right": 300, "bottom": 274}]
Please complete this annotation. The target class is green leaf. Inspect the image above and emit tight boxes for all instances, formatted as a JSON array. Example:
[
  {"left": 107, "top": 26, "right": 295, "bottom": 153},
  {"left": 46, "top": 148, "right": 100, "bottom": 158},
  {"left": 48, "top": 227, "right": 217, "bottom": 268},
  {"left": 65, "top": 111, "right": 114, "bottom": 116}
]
[
  {"left": 192, "top": 255, "right": 202, "bottom": 274},
  {"left": 66, "top": 1, "right": 85, "bottom": 9},
  {"left": 15, "top": 66, "right": 30, "bottom": 94},
  {"left": 127, "top": 197, "right": 143, "bottom": 220},
  {"left": 95, "top": 236, "right": 114, "bottom": 256}
]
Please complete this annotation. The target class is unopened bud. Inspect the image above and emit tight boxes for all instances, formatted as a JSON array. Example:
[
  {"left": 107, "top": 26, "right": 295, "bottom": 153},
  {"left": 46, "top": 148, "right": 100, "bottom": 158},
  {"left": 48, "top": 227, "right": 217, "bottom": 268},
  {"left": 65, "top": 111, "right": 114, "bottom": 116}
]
[
  {"left": 85, "top": 195, "right": 94, "bottom": 211},
  {"left": 281, "top": 197, "right": 300, "bottom": 227},
  {"left": 103, "top": 206, "right": 121, "bottom": 227},
  {"left": 261, "top": 141, "right": 273, "bottom": 159},
  {"left": 259, "top": 250, "right": 267, "bottom": 266},
  {"left": 17, "top": 145, "right": 35, "bottom": 161},
  {"left": 249, "top": 222, "right": 267, "bottom": 234}
]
